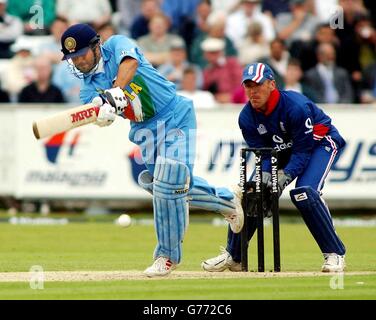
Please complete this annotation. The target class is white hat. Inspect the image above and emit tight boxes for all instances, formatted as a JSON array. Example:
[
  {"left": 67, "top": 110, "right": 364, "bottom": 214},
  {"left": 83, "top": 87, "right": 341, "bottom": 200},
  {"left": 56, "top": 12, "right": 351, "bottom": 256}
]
[
  {"left": 10, "top": 38, "right": 32, "bottom": 53},
  {"left": 201, "top": 37, "right": 225, "bottom": 52}
]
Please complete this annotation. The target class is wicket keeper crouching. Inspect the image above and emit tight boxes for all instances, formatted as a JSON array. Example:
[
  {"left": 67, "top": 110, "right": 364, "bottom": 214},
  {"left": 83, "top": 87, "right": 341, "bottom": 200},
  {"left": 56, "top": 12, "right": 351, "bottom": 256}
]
[
  {"left": 202, "top": 62, "right": 346, "bottom": 273},
  {"left": 60, "top": 24, "right": 244, "bottom": 277}
]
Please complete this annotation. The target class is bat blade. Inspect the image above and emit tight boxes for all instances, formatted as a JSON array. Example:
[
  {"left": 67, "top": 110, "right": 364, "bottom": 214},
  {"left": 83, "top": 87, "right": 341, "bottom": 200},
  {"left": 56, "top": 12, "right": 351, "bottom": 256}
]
[{"left": 32, "top": 103, "right": 100, "bottom": 140}]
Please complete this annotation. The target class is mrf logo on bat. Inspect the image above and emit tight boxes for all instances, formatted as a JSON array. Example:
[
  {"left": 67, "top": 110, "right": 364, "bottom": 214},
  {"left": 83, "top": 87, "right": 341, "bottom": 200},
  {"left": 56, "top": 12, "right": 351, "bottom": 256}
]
[{"left": 70, "top": 106, "right": 98, "bottom": 123}]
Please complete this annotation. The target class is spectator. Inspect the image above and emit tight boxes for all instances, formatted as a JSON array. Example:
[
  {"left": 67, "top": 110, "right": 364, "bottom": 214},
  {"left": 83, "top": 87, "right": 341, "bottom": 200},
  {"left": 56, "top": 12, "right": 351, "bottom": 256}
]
[
  {"left": 210, "top": 0, "right": 240, "bottom": 14},
  {"left": 262, "top": 0, "right": 291, "bottom": 17},
  {"left": 177, "top": 66, "right": 216, "bottom": 109},
  {"left": 0, "top": 0, "right": 23, "bottom": 59},
  {"left": 158, "top": 37, "right": 203, "bottom": 90},
  {"left": 201, "top": 37, "right": 243, "bottom": 103},
  {"left": 0, "top": 80, "right": 9, "bottom": 102},
  {"left": 18, "top": 57, "right": 65, "bottom": 103},
  {"left": 353, "top": 13, "right": 376, "bottom": 70},
  {"left": 276, "top": 0, "right": 319, "bottom": 47},
  {"left": 56, "top": 0, "right": 112, "bottom": 29},
  {"left": 360, "top": 61, "right": 376, "bottom": 103},
  {"left": 291, "top": 23, "right": 340, "bottom": 71},
  {"left": 137, "top": 13, "right": 184, "bottom": 67},
  {"left": 225, "top": 0, "right": 275, "bottom": 50},
  {"left": 38, "top": 17, "right": 68, "bottom": 64},
  {"left": 98, "top": 22, "right": 116, "bottom": 42},
  {"left": 116, "top": 0, "right": 142, "bottom": 35},
  {"left": 190, "top": 10, "right": 237, "bottom": 68},
  {"left": 237, "top": 22, "right": 270, "bottom": 66},
  {"left": 284, "top": 58, "right": 318, "bottom": 101},
  {"left": 194, "top": 0, "right": 212, "bottom": 36},
  {"left": 6, "top": 0, "right": 56, "bottom": 35},
  {"left": 259, "top": 38, "right": 290, "bottom": 88},
  {"left": 130, "top": 0, "right": 161, "bottom": 40},
  {"left": 304, "top": 43, "right": 354, "bottom": 103},
  {"left": 1, "top": 39, "right": 35, "bottom": 101},
  {"left": 161, "top": 0, "right": 201, "bottom": 48}
]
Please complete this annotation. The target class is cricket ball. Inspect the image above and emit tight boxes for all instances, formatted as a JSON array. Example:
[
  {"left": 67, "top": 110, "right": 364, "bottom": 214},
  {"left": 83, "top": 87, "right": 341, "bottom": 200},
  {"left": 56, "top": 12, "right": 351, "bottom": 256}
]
[{"left": 117, "top": 214, "right": 132, "bottom": 227}]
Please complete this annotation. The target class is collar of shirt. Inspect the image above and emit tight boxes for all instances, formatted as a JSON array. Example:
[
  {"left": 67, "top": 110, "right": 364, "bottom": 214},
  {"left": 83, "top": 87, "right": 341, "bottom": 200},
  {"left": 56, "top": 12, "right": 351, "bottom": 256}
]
[
  {"left": 255, "top": 89, "right": 280, "bottom": 116},
  {"left": 317, "top": 63, "right": 334, "bottom": 78}
]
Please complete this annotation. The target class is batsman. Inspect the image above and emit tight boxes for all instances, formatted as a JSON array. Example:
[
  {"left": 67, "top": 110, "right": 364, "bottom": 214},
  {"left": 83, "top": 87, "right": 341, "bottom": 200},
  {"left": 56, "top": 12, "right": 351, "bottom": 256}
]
[
  {"left": 202, "top": 62, "right": 346, "bottom": 273},
  {"left": 60, "top": 24, "right": 244, "bottom": 277}
]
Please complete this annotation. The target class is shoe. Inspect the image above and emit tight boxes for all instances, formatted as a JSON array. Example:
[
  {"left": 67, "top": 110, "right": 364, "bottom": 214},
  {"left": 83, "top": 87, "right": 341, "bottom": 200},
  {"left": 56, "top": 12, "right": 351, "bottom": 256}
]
[
  {"left": 143, "top": 256, "right": 177, "bottom": 277},
  {"left": 201, "top": 247, "right": 241, "bottom": 272},
  {"left": 322, "top": 253, "right": 346, "bottom": 272},
  {"left": 225, "top": 185, "right": 244, "bottom": 234}
]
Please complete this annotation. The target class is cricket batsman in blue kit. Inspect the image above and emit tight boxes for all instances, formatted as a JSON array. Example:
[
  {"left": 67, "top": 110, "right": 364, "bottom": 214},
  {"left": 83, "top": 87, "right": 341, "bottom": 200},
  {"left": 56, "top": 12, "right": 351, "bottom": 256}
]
[
  {"left": 60, "top": 24, "right": 244, "bottom": 277},
  {"left": 202, "top": 62, "right": 346, "bottom": 273}
]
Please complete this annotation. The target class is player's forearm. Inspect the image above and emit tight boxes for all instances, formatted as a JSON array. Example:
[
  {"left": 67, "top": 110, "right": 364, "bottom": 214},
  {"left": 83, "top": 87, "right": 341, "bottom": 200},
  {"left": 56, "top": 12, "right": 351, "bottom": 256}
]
[{"left": 113, "top": 57, "right": 138, "bottom": 89}]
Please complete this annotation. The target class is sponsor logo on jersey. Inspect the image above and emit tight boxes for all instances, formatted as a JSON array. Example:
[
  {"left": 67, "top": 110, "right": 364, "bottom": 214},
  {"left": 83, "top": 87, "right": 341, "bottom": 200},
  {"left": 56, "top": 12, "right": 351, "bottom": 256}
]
[{"left": 257, "top": 124, "right": 267, "bottom": 135}]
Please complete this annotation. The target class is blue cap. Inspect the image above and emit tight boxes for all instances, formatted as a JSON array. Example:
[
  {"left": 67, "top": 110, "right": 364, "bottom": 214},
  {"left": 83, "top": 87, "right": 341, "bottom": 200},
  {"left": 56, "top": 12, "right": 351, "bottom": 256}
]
[
  {"left": 241, "top": 62, "right": 274, "bottom": 84},
  {"left": 61, "top": 24, "right": 100, "bottom": 60}
]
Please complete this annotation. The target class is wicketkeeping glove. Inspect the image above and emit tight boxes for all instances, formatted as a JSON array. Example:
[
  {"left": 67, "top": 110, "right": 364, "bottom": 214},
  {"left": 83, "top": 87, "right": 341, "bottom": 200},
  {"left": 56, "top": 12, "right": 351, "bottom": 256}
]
[
  {"left": 104, "top": 87, "right": 129, "bottom": 115},
  {"left": 277, "top": 170, "right": 292, "bottom": 197}
]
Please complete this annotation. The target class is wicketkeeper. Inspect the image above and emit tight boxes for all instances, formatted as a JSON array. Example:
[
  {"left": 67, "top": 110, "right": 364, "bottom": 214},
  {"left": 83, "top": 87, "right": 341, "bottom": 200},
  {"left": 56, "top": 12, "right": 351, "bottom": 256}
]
[{"left": 202, "top": 62, "right": 346, "bottom": 273}]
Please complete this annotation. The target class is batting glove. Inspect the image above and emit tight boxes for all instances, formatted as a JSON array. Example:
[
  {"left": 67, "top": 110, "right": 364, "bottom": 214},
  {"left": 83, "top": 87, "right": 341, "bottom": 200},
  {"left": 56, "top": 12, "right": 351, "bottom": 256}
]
[
  {"left": 104, "top": 87, "right": 129, "bottom": 115},
  {"left": 95, "top": 103, "right": 116, "bottom": 127}
]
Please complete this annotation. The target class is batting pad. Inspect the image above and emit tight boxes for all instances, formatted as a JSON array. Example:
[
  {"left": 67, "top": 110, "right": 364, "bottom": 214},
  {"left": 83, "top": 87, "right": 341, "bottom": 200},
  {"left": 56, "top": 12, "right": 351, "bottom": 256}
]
[
  {"left": 153, "top": 156, "right": 190, "bottom": 264},
  {"left": 138, "top": 172, "right": 236, "bottom": 216},
  {"left": 189, "top": 176, "right": 235, "bottom": 215},
  {"left": 290, "top": 186, "right": 346, "bottom": 255}
]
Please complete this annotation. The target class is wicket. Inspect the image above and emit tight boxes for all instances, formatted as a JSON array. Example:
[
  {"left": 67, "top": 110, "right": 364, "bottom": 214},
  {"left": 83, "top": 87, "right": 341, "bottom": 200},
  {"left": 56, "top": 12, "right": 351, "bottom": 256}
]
[{"left": 240, "top": 147, "right": 281, "bottom": 272}]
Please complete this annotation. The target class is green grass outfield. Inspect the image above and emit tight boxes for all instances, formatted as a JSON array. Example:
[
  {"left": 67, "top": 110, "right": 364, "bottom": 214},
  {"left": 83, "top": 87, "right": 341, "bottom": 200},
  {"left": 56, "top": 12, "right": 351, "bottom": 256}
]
[{"left": 0, "top": 215, "right": 375, "bottom": 300}]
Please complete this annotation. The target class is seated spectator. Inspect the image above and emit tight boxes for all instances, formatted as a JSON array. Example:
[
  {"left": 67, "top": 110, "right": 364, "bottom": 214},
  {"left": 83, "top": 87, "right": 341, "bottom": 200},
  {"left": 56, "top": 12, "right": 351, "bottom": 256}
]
[
  {"left": 51, "top": 60, "right": 82, "bottom": 103},
  {"left": 56, "top": 0, "right": 112, "bottom": 30},
  {"left": 284, "top": 58, "right": 317, "bottom": 101},
  {"left": 98, "top": 22, "right": 116, "bottom": 42},
  {"left": 137, "top": 13, "right": 184, "bottom": 67},
  {"left": 304, "top": 43, "right": 354, "bottom": 103},
  {"left": 291, "top": 23, "right": 340, "bottom": 72},
  {"left": 225, "top": 0, "right": 275, "bottom": 50},
  {"left": 201, "top": 37, "right": 243, "bottom": 103},
  {"left": 353, "top": 13, "right": 376, "bottom": 70},
  {"left": 130, "top": 0, "right": 161, "bottom": 40},
  {"left": 0, "top": 80, "right": 9, "bottom": 102},
  {"left": 360, "top": 61, "right": 376, "bottom": 103},
  {"left": 158, "top": 37, "right": 203, "bottom": 90},
  {"left": 177, "top": 66, "right": 216, "bottom": 109},
  {"left": 190, "top": 10, "right": 237, "bottom": 68},
  {"left": 276, "top": 0, "right": 319, "bottom": 47},
  {"left": 38, "top": 17, "right": 68, "bottom": 64},
  {"left": 116, "top": 0, "right": 142, "bottom": 36},
  {"left": 259, "top": 38, "right": 289, "bottom": 87},
  {"left": 6, "top": 0, "right": 56, "bottom": 35},
  {"left": 194, "top": 0, "right": 212, "bottom": 37},
  {"left": 18, "top": 57, "right": 65, "bottom": 103},
  {"left": 0, "top": 0, "right": 23, "bottom": 59},
  {"left": 1, "top": 39, "right": 35, "bottom": 101},
  {"left": 238, "top": 22, "right": 270, "bottom": 66}
]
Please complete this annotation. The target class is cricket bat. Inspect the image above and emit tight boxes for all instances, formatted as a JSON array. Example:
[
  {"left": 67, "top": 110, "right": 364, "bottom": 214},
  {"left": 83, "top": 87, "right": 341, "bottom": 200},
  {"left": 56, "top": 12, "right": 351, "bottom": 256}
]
[{"left": 32, "top": 103, "right": 100, "bottom": 140}]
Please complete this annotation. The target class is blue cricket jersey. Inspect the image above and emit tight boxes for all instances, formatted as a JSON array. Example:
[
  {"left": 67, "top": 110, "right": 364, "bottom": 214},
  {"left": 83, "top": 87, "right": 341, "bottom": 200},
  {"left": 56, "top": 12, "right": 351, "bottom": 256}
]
[
  {"left": 239, "top": 90, "right": 346, "bottom": 180},
  {"left": 80, "top": 35, "right": 176, "bottom": 122}
]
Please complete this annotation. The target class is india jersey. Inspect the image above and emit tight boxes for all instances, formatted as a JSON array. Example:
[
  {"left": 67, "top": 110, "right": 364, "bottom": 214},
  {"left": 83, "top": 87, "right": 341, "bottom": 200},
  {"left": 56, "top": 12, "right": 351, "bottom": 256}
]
[
  {"left": 80, "top": 35, "right": 176, "bottom": 122},
  {"left": 239, "top": 90, "right": 346, "bottom": 180}
]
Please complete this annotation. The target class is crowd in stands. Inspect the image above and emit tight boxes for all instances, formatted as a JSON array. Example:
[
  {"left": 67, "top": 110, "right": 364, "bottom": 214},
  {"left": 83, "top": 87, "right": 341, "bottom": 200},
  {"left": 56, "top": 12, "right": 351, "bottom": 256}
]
[{"left": 0, "top": 0, "right": 375, "bottom": 107}]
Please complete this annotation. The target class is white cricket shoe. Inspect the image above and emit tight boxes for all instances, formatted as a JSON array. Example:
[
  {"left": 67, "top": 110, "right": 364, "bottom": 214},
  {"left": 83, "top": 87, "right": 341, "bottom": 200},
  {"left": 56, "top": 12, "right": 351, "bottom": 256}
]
[
  {"left": 225, "top": 185, "right": 244, "bottom": 234},
  {"left": 201, "top": 247, "right": 241, "bottom": 272},
  {"left": 322, "top": 253, "right": 346, "bottom": 272},
  {"left": 143, "top": 256, "right": 177, "bottom": 277}
]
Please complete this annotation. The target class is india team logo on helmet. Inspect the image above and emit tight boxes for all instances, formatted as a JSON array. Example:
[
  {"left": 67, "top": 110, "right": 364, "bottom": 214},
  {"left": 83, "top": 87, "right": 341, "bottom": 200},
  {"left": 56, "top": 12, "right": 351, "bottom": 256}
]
[{"left": 64, "top": 37, "right": 77, "bottom": 53}]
